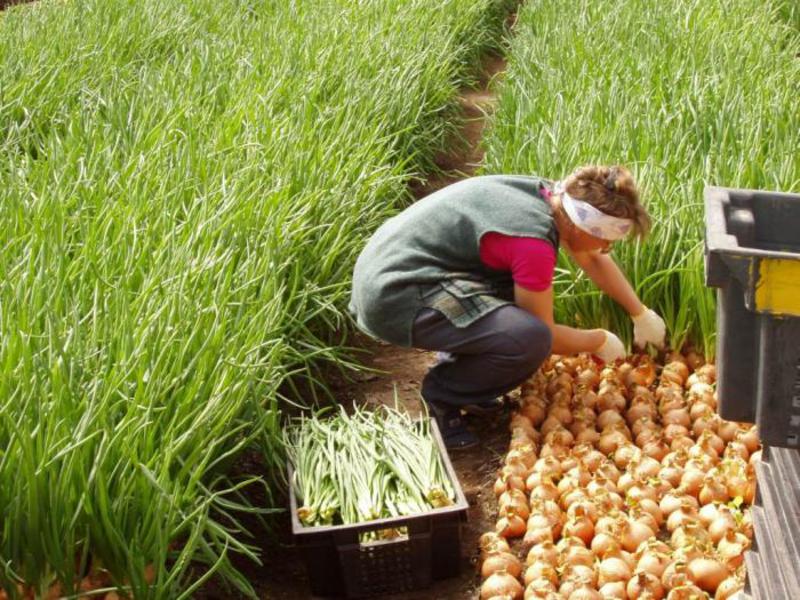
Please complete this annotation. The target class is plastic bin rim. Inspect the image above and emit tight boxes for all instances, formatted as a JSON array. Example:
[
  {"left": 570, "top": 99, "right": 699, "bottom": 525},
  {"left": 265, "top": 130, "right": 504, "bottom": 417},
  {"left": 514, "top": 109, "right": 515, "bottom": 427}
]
[
  {"left": 705, "top": 186, "right": 800, "bottom": 260},
  {"left": 287, "top": 416, "right": 469, "bottom": 537}
]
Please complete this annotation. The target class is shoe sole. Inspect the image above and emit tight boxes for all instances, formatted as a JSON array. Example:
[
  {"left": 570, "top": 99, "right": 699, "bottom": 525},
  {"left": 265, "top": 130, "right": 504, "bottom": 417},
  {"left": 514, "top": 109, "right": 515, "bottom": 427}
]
[{"left": 461, "top": 403, "right": 507, "bottom": 417}]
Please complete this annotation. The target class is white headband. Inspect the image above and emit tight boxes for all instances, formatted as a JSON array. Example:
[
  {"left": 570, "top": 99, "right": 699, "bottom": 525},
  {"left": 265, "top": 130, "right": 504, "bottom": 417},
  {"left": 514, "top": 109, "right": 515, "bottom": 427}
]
[{"left": 556, "top": 184, "right": 634, "bottom": 241}]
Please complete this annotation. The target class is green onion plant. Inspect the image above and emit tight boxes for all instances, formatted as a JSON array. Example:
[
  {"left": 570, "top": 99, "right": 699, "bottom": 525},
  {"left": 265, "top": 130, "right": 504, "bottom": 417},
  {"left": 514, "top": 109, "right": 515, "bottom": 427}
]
[
  {"left": 0, "top": 0, "right": 513, "bottom": 596},
  {"left": 482, "top": 0, "right": 800, "bottom": 356}
]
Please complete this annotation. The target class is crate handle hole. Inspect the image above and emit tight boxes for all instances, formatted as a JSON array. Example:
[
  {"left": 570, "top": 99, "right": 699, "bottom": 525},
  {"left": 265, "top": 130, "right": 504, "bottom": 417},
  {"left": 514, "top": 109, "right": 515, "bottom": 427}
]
[{"left": 359, "top": 526, "right": 409, "bottom": 546}]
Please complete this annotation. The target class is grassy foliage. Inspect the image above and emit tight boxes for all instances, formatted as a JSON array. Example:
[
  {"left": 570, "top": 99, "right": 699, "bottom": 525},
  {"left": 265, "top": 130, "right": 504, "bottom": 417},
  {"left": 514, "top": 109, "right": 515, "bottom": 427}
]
[
  {"left": 0, "top": 0, "right": 513, "bottom": 596},
  {"left": 482, "top": 0, "right": 800, "bottom": 355}
]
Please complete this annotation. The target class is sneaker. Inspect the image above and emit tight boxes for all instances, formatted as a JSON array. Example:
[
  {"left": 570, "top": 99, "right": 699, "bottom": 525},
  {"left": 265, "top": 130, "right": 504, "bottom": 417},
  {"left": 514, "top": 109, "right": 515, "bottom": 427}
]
[
  {"left": 426, "top": 400, "right": 478, "bottom": 450},
  {"left": 460, "top": 396, "right": 507, "bottom": 417}
]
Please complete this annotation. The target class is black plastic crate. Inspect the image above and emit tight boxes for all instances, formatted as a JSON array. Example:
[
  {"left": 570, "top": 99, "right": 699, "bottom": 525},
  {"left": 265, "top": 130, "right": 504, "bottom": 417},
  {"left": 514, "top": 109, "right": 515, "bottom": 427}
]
[
  {"left": 704, "top": 186, "right": 800, "bottom": 448},
  {"left": 288, "top": 419, "right": 469, "bottom": 599}
]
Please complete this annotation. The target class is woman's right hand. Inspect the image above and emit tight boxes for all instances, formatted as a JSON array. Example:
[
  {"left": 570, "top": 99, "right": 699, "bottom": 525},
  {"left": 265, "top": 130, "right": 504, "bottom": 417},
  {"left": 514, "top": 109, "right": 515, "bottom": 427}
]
[{"left": 594, "top": 330, "right": 626, "bottom": 363}]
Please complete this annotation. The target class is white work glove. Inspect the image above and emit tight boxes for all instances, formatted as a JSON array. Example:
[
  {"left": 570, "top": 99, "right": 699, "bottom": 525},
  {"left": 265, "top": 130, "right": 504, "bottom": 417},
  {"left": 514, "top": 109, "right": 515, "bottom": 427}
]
[
  {"left": 632, "top": 307, "right": 667, "bottom": 349},
  {"left": 594, "top": 330, "right": 626, "bottom": 363}
]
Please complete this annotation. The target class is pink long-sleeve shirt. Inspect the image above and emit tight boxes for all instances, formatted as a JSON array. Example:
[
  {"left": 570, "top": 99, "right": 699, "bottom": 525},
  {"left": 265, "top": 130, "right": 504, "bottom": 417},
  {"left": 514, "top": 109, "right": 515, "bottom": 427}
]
[{"left": 479, "top": 232, "right": 557, "bottom": 291}]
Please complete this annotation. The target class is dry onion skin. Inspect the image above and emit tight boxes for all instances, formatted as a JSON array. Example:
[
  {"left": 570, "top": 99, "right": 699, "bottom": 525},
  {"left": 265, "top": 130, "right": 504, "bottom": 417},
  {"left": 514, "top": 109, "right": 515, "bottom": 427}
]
[
  {"left": 478, "top": 352, "right": 756, "bottom": 599},
  {"left": 481, "top": 569, "right": 525, "bottom": 599}
]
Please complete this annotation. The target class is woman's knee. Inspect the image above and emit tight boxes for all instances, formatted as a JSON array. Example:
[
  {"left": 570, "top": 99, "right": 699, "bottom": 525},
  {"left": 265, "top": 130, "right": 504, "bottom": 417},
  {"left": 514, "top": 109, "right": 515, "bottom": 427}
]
[
  {"left": 520, "top": 317, "right": 552, "bottom": 367},
  {"left": 500, "top": 310, "right": 552, "bottom": 369}
]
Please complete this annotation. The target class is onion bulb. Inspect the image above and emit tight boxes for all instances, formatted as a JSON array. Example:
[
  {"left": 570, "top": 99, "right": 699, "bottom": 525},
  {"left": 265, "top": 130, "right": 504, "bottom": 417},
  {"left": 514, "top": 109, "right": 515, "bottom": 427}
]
[
  {"left": 510, "top": 414, "right": 538, "bottom": 438},
  {"left": 481, "top": 535, "right": 512, "bottom": 560},
  {"left": 666, "top": 582, "right": 707, "bottom": 599},
  {"left": 662, "top": 409, "right": 691, "bottom": 429},
  {"left": 481, "top": 569, "right": 524, "bottom": 600},
  {"left": 526, "top": 541, "right": 558, "bottom": 567},
  {"left": 683, "top": 349, "right": 704, "bottom": 370},
  {"left": 529, "top": 479, "right": 560, "bottom": 503},
  {"left": 659, "top": 466, "right": 684, "bottom": 489},
  {"left": 522, "top": 526, "right": 553, "bottom": 549},
  {"left": 737, "top": 426, "right": 760, "bottom": 454},
  {"left": 496, "top": 510, "right": 526, "bottom": 538},
  {"left": 724, "top": 441, "right": 749, "bottom": 462},
  {"left": 482, "top": 551, "right": 523, "bottom": 579},
  {"left": 698, "top": 503, "right": 720, "bottom": 528},
  {"left": 716, "top": 420, "right": 739, "bottom": 443},
  {"left": 598, "top": 581, "right": 628, "bottom": 599},
  {"left": 562, "top": 545, "right": 596, "bottom": 569},
  {"left": 717, "top": 531, "right": 750, "bottom": 568},
  {"left": 708, "top": 509, "right": 737, "bottom": 544},
  {"left": 566, "top": 584, "right": 603, "bottom": 600},
  {"left": 523, "top": 578, "right": 557, "bottom": 599},
  {"left": 500, "top": 489, "right": 531, "bottom": 521},
  {"left": 598, "top": 556, "right": 632, "bottom": 586},
  {"left": 636, "top": 550, "right": 671, "bottom": 579},
  {"left": 561, "top": 564, "right": 597, "bottom": 587},
  {"left": 714, "top": 574, "right": 744, "bottom": 600},
  {"left": 599, "top": 409, "right": 626, "bottom": 430},
  {"left": 598, "top": 389, "right": 627, "bottom": 413},
  {"left": 591, "top": 531, "right": 620, "bottom": 558},
  {"left": 699, "top": 477, "right": 730, "bottom": 506},
  {"left": 661, "top": 561, "right": 691, "bottom": 590},
  {"left": 687, "top": 557, "right": 728, "bottom": 593},
  {"left": 563, "top": 513, "right": 595, "bottom": 546},
  {"left": 629, "top": 509, "right": 659, "bottom": 536},
  {"left": 598, "top": 429, "right": 629, "bottom": 455},
  {"left": 679, "top": 468, "right": 705, "bottom": 497},
  {"left": 523, "top": 561, "right": 558, "bottom": 587},
  {"left": 660, "top": 491, "right": 696, "bottom": 517},
  {"left": 520, "top": 401, "right": 546, "bottom": 426},
  {"left": 494, "top": 473, "right": 525, "bottom": 496},
  {"left": 620, "top": 520, "right": 655, "bottom": 555},
  {"left": 507, "top": 446, "right": 538, "bottom": 470},
  {"left": 627, "top": 571, "right": 664, "bottom": 600}
]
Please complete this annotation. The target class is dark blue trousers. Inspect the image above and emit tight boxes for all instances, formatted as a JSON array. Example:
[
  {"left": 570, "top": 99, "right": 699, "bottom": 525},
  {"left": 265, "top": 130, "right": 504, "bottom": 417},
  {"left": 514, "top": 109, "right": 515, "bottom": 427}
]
[{"left": 411, "top": 305, "right": 552, "bottom": 407}]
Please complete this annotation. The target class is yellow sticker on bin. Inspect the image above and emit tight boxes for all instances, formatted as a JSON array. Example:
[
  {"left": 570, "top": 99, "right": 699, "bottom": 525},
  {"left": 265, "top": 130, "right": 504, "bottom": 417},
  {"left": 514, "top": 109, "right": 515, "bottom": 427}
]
[{"left": 755, "top": 258, "right": 800, "bottom": 317}]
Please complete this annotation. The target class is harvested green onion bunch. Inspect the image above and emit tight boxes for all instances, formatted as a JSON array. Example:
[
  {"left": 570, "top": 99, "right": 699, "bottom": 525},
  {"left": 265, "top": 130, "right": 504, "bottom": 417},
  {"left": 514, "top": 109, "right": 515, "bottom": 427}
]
[{"left": 285, "top": 404, "right": 456, "bottom": 533}]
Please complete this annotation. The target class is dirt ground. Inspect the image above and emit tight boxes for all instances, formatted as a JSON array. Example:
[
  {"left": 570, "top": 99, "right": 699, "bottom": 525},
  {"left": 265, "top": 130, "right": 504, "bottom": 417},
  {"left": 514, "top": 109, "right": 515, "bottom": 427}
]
[
  {"left": 0, "top": 0, "right": 30, "bottom": 11},
  {"left": 197, "top": 51, "right": 510, "bottom": 600},
  {"left": 198, "top": 340, "right": 511, "bottom": 600}
]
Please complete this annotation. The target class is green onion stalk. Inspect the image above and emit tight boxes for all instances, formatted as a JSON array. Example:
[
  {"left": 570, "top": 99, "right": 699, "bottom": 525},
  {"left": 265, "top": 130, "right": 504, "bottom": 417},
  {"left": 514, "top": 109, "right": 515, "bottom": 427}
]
[{"left": 285, "top": 404, "right": 456, "bottom": 535}]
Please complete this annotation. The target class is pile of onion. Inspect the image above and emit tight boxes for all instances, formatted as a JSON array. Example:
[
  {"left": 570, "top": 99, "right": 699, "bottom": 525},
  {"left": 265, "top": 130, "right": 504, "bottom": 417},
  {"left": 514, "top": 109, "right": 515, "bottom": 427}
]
[{"left": 479, "top": 350, "right": 758, "bottom": 600}]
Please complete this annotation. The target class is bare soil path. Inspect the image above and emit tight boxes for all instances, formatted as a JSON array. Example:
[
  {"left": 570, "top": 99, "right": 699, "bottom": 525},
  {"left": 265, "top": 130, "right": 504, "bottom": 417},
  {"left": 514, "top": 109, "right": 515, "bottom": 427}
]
[
  {"left": 199, "top": 45, "right": 512, "bottom": 600},
  {"left": 0, "top": 0, "right": 31, "bottom": 10}
]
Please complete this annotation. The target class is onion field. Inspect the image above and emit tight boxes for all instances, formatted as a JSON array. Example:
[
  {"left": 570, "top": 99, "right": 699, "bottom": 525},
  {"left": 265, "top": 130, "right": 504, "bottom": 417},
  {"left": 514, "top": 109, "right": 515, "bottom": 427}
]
[
  {"left": 0, "top": 0, "right": 512, "bottom": 597},
  {"left": 482, "top": 0, "right": 800, "bottom": 355},
  {"left": 1, "top": 0, "right": 798, "bottom": 598}
]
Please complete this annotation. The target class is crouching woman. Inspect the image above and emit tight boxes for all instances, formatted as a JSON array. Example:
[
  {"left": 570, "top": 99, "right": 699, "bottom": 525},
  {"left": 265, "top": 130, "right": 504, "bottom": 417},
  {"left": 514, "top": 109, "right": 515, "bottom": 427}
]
[{"left": 349, "top": 166, "right": 666, "bottom": 448}]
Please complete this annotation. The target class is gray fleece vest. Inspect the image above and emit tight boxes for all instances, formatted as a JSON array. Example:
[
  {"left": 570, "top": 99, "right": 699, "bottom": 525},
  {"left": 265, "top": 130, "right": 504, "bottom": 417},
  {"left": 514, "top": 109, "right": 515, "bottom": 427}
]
[{"left": 349, "top": 175, "right": 558, "bottom": 347}]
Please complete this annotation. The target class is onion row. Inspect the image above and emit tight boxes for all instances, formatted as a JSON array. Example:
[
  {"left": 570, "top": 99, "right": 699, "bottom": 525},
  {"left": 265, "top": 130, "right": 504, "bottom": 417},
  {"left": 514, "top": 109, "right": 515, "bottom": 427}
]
[{"left": 479, "top": 351, "right": 759, "bottom": 600}]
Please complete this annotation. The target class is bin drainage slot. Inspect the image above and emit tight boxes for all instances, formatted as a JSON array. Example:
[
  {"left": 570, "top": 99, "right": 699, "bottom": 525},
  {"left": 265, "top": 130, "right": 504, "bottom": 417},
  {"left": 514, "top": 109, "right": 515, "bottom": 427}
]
[
  {"left": 791, "top": 415, "right": 800, "bottom": 428},
  {"left": 360, "top": 527, "right": 409, "bottom": 545},
  {"left": 794, "top": 396, "right": 800, "bottom": 409},
  {"left": 787, "top": 434, "right": 798, "bottom": 446}
]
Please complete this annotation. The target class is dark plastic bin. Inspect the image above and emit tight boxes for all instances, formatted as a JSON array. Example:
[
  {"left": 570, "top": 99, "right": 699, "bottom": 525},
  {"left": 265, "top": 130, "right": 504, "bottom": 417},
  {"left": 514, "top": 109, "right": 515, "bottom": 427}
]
[
  {"left": 704, "top": 186, "right": 800, "bottom": 599},
  {"left": 288, "top": 419, "right": 469, "bottom": 599},
  {"left": 704, "top": 186, "right": 800, "bottom": 448}
]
